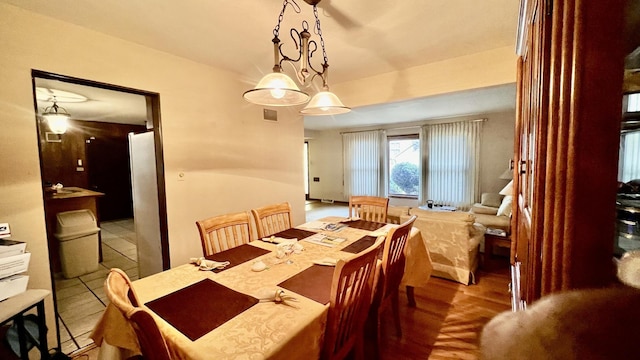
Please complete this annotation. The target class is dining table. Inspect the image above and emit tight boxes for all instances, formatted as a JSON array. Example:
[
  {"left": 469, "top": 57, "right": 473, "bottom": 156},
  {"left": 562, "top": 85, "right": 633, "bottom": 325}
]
[{"left": 91, "top": 216, "right": 433, "bottom": 360}]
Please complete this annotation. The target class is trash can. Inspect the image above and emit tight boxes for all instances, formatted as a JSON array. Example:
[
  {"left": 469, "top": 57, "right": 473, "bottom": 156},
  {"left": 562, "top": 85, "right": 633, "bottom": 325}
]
[{"left": 54, "top": 209, "right": 100, "bottom": 279}]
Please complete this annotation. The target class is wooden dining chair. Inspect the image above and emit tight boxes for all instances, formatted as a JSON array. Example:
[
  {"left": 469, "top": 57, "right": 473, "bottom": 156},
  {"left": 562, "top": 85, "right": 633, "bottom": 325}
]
[
  {"left": 373, "top": 215, "right": 417, "bottom": 339},
  {"left": 104, "top": 268, "right": 140, "bottom": 313},
  {"left": 196, "top": 211, "right": 253, "bottom": 256},
  {"left": 126, "top": 307, "right": 172, "bottom": 360},
  {"left": 348, "top": 196, "right": 389, "bottom": 222},
  {"left": 322, "top": 236, "right": 385, "bottom": 360},
  {"left": 250, "top": 202, "right": 293, "bottom": 238}
]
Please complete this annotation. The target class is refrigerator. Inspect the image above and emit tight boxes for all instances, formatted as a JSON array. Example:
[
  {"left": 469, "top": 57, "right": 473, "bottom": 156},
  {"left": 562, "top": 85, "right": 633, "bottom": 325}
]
[{"left": 128, "top": 131, "right": 163, "bottom": 278}]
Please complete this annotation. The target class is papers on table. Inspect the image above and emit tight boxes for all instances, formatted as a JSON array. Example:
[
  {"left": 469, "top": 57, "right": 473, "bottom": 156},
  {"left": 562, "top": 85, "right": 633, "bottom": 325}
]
[
  {"left": 302, "top": 233, "right": 346, "bottom": 247},
  {"left": 299, "top": 221, "right": 347, "bottom": 232}
]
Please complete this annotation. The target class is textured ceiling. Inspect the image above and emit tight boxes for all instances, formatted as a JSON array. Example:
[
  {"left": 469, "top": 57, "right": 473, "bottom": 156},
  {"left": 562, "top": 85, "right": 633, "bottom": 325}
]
[{"left": 8, "top": 0, "right": 520, "bottom": 128}]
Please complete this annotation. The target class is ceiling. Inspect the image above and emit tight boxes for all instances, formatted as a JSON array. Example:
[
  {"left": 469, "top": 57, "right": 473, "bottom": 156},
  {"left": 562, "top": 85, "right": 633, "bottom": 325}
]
[{"left": 10, "top": 0, "right": 520, "bottom": 128}]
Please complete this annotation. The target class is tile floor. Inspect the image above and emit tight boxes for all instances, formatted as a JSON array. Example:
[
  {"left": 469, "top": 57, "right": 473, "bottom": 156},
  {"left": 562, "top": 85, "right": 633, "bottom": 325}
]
[
  {"left": 54, "top": 219, "right": 138, "bottom": 355},
  {"left": 58, "top": 201, "right": 350, "bottom": 356}
]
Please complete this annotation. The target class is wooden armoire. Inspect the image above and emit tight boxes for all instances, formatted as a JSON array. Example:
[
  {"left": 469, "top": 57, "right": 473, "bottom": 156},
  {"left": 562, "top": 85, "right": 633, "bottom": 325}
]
[{"left": 512, "top": 0, "right": 638, "bottom": 307}]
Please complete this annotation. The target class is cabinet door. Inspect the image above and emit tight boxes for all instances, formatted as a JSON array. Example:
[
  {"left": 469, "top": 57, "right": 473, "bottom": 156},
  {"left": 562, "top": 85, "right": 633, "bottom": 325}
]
[
  {"left": 514, "top": 0, "right": 551, "bottom": 305},
  {"left": 513, "top": 0, "right": 624, "bottom": 306}
]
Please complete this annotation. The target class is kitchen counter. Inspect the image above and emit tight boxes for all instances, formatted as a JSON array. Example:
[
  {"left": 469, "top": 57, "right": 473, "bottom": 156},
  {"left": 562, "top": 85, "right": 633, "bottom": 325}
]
[
  {"left": 46, "top": 186, "right": 105, "bottom": 200},
  {"left": 44, "top": 187, "right": 105, "bottom": 273}
]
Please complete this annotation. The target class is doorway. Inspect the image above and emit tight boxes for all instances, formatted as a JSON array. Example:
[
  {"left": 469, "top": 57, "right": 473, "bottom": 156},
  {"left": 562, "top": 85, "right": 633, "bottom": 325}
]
[{"left": 32, "top": 70, "right": 169, "bottom": 354}]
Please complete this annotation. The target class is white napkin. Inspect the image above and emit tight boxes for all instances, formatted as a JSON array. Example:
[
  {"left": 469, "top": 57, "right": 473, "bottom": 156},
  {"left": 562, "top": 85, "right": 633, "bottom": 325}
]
[
  {"left": 261, "top": 236, "right": 294, "bottom": 244},
  {"left": 189, "top": 257, "right": 230, "bottom": 271},
  {"left": 256, "top": 289, "right": 299, "bottom": 308}
]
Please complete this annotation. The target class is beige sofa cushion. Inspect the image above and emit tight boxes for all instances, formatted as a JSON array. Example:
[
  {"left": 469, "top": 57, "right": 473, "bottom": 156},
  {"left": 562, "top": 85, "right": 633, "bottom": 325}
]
[
  {"left": 481, "top": 193, "right": 504, "bottom": 208},
  {"left": 473, "top": 213, "right": 510, "bottom": 232},
  {"left": 497, "top": 196, "right": 513, "bottom": 217},
  {"left": 409, "top": 208, "right": 476, "bottom": 223},
  {"left": 471, "top": 203, "right": 499, "bottom": 215}
]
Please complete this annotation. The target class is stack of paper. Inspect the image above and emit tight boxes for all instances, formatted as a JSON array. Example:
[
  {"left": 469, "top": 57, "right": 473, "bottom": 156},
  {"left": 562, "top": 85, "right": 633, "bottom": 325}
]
[
  {"left": 0, "top": 238, "right": 30, "bottom": 301},
  {"left": 302, "top": 233, "right": 347, "bottom": 248}
]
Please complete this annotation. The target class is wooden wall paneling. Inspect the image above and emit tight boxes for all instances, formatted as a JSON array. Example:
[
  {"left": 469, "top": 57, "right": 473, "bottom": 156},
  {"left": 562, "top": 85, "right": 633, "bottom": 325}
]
[
  {"left": 560, "top": 0, "right": 624, "bottom": 290},
  {"left": 529, "top": 0, "right": 552, "bottom": 301},
  {"left": 541, "top": 0, "right": 565, "bottom": 296},
  {"left": 516, "top": 0, "right": 626, "bottom": 303}
]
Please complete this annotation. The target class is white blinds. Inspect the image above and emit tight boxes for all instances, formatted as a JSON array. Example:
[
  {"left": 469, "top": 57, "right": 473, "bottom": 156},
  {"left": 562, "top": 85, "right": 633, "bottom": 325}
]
[
  {"left": 422, "top": 121, "right": 482, "bottom": 210},
  {"left": 343, "top": 130, "right": 384, "bottom": 197}
]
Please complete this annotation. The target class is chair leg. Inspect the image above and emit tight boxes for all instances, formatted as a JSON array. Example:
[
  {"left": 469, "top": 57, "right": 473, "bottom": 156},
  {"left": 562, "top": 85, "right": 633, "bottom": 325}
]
[
  {"left": 406, "top": 285, "right": 416, "bottom": 307},
  {"left": 391, "top": 290, "right": 402, "bottom": 337},
  {"left": 365, "top": 307, "right": 381, "bottom": 360}
]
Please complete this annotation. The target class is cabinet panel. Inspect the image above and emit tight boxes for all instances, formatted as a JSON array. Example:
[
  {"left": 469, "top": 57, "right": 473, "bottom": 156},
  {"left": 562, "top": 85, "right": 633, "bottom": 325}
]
[{"left": 513, "top": 0, "right": 624, "bottom": 306}]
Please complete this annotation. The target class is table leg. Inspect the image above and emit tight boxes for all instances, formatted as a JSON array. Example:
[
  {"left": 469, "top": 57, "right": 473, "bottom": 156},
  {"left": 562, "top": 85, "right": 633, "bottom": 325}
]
[
  {"left": 36, "top": 301, "right": 48, "bottom": 358},
  {"left": 14, "top": 315, "right": 28, "bottom": 360},
  {"left": 406, "top": 286, "right": 416, "bottom": 307}
]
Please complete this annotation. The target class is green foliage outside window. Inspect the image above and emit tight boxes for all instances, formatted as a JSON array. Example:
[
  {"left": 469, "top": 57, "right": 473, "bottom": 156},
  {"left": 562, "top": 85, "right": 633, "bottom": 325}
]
[{"left": 391, "top": 162, "right": 419, "bottom": 195}]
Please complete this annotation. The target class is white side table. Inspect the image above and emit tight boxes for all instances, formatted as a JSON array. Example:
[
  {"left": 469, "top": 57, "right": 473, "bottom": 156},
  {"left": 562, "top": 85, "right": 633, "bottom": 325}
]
[{"left": 0, "top": 289, "right": 50, "bottom": 359}]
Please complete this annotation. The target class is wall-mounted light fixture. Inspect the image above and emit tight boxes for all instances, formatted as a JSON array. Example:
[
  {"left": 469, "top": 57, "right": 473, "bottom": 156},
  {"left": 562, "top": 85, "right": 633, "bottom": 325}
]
[{"left": 243, "top": 0, "right": 350, "bottom": 116}]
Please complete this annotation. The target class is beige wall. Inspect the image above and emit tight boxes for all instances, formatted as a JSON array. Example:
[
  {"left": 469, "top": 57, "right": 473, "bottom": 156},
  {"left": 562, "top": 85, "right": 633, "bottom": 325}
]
[
  {"left": 333, "top": 46, "right": 517, "bottom": 108},
  {"left": 305, "top": 110, "right": 515, "bottom": 206},
  {"left": 0, "top": 3, "right": 305, "bottom": 344}
]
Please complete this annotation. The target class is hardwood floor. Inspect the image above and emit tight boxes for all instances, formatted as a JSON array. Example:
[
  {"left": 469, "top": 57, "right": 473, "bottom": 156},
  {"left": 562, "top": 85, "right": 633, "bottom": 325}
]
[{"left": 376, "top": 266, "right": 511, "bottom": 360}]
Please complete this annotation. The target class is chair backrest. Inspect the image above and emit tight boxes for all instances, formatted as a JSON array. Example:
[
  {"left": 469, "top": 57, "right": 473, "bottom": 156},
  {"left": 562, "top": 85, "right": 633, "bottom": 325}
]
[
  {"left": 250, "top": 202, "right": 293, "bottom": 238},
  {"left": 126, "top": 307, "right": 172, "bottom": 360},
  {"left": 322, "top": 236, "right": 385, "bottom": 360},
  {"left": 104, "top": 268, "right": 140, "bottom": 314},
  {"left": 348, "top": 196, "right": 389, "bottom": 222},
  {"left": 196, "top": 211, "right": 253, "bottom": 256},
  {"left": 379, "top": 215, "right": 417, "bottom": 302}
]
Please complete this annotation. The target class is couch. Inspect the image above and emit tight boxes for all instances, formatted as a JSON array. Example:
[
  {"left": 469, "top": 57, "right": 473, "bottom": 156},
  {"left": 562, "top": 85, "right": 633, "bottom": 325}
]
[
  {"left": 401, "top": 208, "right": 484, "bottom": 285},
  {"left": 470, "top": 193, "right": 512, "bottom": 233}
]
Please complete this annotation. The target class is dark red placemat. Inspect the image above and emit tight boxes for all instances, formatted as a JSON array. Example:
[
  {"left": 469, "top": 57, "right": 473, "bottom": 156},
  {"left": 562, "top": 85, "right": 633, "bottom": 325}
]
[
  {"left": 271, "top": 228, "right": 317, "bottom": 240},
  {"left": 343, "top": 220, "right": 386, "bottom": 231},
  {"left": 145, "top": 279, "right": 258, "bottom": 341},
  {"left": 277, "top": 265, "right": 335, "bottom": 304},
  {"left": 205, "top": 244, "right": 271, "bottom": 273},
  {"left": 341, "top": 235, "right": 379, "bottom": 254}
]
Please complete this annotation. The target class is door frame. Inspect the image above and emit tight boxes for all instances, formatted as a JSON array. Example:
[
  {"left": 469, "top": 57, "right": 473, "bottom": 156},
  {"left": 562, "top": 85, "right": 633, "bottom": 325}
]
[{"left": 31, "top": 69, "right": 170, "bottom": 349}]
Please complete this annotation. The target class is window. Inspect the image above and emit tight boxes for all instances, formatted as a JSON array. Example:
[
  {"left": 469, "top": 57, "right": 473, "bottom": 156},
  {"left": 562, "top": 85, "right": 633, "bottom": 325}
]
[{"left": 388, "top": 135, "right": 420, "bottom": 198}]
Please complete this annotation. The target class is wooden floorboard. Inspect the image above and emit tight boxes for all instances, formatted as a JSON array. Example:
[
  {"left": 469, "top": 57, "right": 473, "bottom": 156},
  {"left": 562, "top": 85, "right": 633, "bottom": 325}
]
[{"left": 373, "top": 261, "right": 511, "bottom": 360}]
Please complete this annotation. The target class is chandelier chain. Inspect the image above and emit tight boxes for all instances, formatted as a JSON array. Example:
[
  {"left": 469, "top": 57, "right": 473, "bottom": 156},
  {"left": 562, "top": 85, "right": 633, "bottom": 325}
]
[
  {"left": 273, "top": 0, "right": 301, "bottom": 38},
  {"left": 313, "top": 5, "right": 328, "bottom": 65}
]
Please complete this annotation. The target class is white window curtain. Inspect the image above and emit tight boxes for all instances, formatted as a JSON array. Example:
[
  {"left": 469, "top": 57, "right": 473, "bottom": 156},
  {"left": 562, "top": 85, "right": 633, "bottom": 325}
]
[
  {"left": 343, "top": 130, "right": 385, "bottom": 198},
  {"left": 620, "top": 130, "right": 640, "bottom": 182},
  {"left": 421, "top": 120, "right": 482, "bottom": 210}
]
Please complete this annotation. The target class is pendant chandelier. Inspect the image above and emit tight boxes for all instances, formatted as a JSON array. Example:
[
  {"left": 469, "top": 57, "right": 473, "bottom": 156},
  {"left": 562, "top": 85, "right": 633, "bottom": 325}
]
[
  {"left": 42, "top": 98, "right": 71, "bottom": 134},
  {"left": 243, "top": 0, "right": 350, "bottom": 116}
]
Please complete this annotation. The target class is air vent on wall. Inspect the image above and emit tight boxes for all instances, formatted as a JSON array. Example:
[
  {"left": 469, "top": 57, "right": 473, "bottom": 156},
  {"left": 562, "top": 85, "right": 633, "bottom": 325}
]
[{"left": 263, "top": 109, "right": 277, "bottom": 121}]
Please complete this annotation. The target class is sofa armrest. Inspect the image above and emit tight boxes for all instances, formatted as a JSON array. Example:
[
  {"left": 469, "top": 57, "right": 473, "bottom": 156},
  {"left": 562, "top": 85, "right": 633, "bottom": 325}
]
[
  {"left": 469, "top": 224, "right": 485, "bottom": 249},
  {"left": 471, "top": 203, "right": 499, "bottom": 215}
]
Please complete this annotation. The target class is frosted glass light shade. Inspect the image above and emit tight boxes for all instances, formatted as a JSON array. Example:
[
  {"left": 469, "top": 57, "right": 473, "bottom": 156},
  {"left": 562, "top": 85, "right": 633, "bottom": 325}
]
[
  {"left": 243, "top": 72, "right": 309, "bottom": 106},
  {"left": 300, "top": 91, "right": 350, "bottom": 115},
  {"left": 44, "top": 114, "right": 69, "bottom": 134}
]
